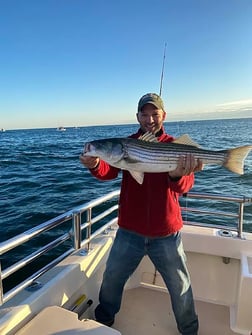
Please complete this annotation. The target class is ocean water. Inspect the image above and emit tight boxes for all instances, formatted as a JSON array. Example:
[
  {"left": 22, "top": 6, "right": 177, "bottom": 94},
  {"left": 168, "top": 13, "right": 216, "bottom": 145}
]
[
  {"left": 0, "top": 118, "right": 252, "bottom": 291},
  {"left": 1, "top": 118, "right": 252, "bottom": 243}
]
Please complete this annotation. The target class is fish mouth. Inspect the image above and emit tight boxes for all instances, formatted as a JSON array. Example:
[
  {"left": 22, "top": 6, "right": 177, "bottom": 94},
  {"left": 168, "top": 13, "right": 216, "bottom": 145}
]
[{"left": 83, "top": 142, "right": 91, "bottom": 155}]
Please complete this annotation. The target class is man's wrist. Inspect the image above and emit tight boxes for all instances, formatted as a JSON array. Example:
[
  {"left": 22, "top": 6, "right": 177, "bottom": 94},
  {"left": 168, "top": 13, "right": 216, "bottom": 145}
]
[{"left": 168, "top": 173, "right": 181, "bottom": 181}]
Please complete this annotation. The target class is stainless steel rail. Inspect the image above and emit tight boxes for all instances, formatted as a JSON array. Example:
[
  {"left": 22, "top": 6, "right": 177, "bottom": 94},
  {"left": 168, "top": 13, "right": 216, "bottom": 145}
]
[
  {"left": 0, "top": 189, "right": 251, "bottom": 306},
  {"left": 181, "top": 192, "right": 252, "bottom": 237},
  {"left": 0, "top": 189, "right": 120, "bottom": 305}
]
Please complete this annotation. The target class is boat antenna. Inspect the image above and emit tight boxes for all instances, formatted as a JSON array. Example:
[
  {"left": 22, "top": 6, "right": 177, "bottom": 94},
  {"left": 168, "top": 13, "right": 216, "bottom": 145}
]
[{"left": 159, "top": 42, "right": 167, "bottom": 97}]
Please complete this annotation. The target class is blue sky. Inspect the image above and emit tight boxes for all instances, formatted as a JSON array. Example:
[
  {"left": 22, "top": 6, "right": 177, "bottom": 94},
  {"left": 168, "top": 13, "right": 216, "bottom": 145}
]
[{"left": 1, "top": 0, "right": 252, "bottom": 129}]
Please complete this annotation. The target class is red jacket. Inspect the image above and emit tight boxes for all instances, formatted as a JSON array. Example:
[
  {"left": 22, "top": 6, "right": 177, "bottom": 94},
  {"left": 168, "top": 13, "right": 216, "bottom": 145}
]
[{"left": 90, "top": 127, "right": 194, "bottom": 237}]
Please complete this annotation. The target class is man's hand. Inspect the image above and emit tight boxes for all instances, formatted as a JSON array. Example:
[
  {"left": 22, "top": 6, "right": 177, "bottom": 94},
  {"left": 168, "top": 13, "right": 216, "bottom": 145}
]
[
  {"left": 169, "top": 154, "right": 203, "bottom": 179},
  {"left": 80, "top": 155, "right": 100, "bottom": 170}
]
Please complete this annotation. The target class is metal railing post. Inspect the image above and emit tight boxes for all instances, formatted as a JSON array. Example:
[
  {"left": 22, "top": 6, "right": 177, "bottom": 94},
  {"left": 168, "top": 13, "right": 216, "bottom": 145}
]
[
  {"left": 237, "top": 201, "right": 245, "bottom": 238},
  {"left": 86, "top": 208, "right": 92, "bottom": 252},
  {"left": 0, "top": 261, "right": 3, "bottom": 305},
  {"left": 72, "top": 211, "right": 81, "bottom": 250}
]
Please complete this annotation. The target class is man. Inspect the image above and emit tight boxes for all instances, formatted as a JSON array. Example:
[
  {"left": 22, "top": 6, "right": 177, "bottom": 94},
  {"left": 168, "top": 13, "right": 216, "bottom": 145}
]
[{"left": 80, "top": 93, "right": 202, "bottom": 334}]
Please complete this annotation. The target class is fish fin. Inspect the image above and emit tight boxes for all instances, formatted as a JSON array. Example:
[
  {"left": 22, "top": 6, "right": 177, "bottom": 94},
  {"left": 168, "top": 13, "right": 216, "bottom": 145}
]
[
  {"left": 129, "top": 170, "right": 144, "bottom": 184},
  {"left": 224, "top": 145, "right": 252, "bottom": 174},
  {"left": 173, "top": 134, "right": 201, "bottom": 148},
  {"left": 139, "top": 132, "right": 158, "bottom": 143}
]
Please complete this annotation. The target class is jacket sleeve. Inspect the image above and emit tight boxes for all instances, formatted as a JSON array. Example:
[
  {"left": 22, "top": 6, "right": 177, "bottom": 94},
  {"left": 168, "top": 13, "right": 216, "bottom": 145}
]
[
  {"left": 89, "top": 160, "right": 120, "bottom": 180},
  {"left": 168, "top": 173, "right": 194, "bottom": 194}
]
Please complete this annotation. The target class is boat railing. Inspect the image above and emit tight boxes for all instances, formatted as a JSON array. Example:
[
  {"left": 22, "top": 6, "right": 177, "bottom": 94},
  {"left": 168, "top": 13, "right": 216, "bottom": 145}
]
[
  {"left": 0, "top": 190, "right": 251, "bottom": 306},
  {"left": 181, "top": 192, "right": 252, "bottom": 237}
]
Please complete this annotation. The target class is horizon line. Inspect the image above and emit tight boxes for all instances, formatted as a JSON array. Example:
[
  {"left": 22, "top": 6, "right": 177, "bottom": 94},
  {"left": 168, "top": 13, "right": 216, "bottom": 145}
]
[{"left": 2, "top": 115, "right": 252, "bottom": 131}]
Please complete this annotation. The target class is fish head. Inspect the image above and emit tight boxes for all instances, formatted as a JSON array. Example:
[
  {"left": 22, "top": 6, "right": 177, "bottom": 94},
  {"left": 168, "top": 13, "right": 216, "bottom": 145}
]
[{"left": 83, "top": 138, "right": 125, "bottom": 164}]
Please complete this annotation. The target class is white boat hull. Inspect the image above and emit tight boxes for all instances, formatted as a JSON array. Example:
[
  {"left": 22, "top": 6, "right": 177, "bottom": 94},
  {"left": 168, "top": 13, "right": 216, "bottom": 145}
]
[{"left": 1, "top": 224, "right": 252, "bottom": 334}]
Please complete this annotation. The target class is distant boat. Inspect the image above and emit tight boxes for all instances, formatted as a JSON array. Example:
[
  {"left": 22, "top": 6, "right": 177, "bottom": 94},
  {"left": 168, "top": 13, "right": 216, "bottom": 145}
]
[
  {"left": 0, "top": 128, "right": 5, "bottom": 132},
  {"left": 57, "top": 126, "right": 66, "bottom": 131}
]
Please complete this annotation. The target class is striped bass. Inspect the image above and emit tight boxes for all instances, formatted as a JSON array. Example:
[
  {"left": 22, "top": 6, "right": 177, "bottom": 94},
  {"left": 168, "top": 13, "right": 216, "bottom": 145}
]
[{"left": 83, "top": 132, "right": 252, "bottom": 184}]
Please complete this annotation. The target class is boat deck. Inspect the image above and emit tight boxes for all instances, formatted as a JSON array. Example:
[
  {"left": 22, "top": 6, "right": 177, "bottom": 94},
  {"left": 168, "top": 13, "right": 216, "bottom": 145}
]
[{"left": 113, "top": 287, "right": 239, "bottom": 335}]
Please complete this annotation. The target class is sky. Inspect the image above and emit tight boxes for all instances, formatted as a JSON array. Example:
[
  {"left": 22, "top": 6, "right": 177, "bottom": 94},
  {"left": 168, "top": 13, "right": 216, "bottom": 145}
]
[{"left": 0, "top": 0, "right": 252, "bottom": 130}]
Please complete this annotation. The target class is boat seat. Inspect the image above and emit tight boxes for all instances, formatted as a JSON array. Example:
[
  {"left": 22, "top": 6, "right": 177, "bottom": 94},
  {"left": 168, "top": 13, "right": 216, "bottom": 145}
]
[{"left": 15, "top": 305, "right": 121, "bottom": 335}]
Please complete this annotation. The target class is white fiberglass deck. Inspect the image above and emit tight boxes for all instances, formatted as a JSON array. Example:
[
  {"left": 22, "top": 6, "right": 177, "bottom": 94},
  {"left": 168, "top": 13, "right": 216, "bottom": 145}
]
[{"left": 113, "top": 287, "right": 239, "bottom": 335}]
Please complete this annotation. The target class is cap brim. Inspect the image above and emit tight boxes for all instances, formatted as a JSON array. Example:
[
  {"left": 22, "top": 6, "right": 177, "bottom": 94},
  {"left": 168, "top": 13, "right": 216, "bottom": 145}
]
[{"left": 138, "top": 101, "right": 162, "bottom": 111}]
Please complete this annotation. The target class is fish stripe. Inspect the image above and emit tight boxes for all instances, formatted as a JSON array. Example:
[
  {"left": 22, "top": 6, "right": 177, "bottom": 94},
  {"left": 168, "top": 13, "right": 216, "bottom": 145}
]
[{"left": 125, "top": 140, "right": 226, "bottom": 165}]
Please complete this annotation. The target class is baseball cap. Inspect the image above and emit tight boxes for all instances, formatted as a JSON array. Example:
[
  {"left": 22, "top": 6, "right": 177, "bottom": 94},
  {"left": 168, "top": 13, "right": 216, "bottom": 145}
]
[{"left": 137, "top": 93, "right": 164, "bottom": 112}]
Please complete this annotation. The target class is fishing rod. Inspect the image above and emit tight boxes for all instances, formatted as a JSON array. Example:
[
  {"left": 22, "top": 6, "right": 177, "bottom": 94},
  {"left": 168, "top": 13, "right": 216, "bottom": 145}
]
[
  {"left": 159, "top": 42, "right": 167, "bottom": 97},
  {"left": 153, "top": 43, "right": 167, "bottom": 285}
]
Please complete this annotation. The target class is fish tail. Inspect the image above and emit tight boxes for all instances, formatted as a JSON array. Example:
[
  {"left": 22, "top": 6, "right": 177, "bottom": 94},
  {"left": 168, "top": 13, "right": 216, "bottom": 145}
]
[{"left": 224, "top": 145, "right": 252, "bottom": 174}]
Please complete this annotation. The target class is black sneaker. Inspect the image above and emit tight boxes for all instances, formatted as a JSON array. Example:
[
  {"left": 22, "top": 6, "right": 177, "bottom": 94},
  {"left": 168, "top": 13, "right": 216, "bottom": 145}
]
[{"left": 96, "top": 318, "right": 114, "bottom": 327}]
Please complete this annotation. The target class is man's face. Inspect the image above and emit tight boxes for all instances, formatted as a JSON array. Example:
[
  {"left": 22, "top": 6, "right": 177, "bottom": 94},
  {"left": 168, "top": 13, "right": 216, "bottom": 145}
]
[{"left": 137, "top": 103, "right": 166, "bottom": 134}]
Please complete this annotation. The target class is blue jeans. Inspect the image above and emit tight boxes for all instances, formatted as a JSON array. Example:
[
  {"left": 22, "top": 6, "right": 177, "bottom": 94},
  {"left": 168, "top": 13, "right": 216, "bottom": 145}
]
[{"left": 95, "top": 228, "right": 198, "bottom": 335}]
